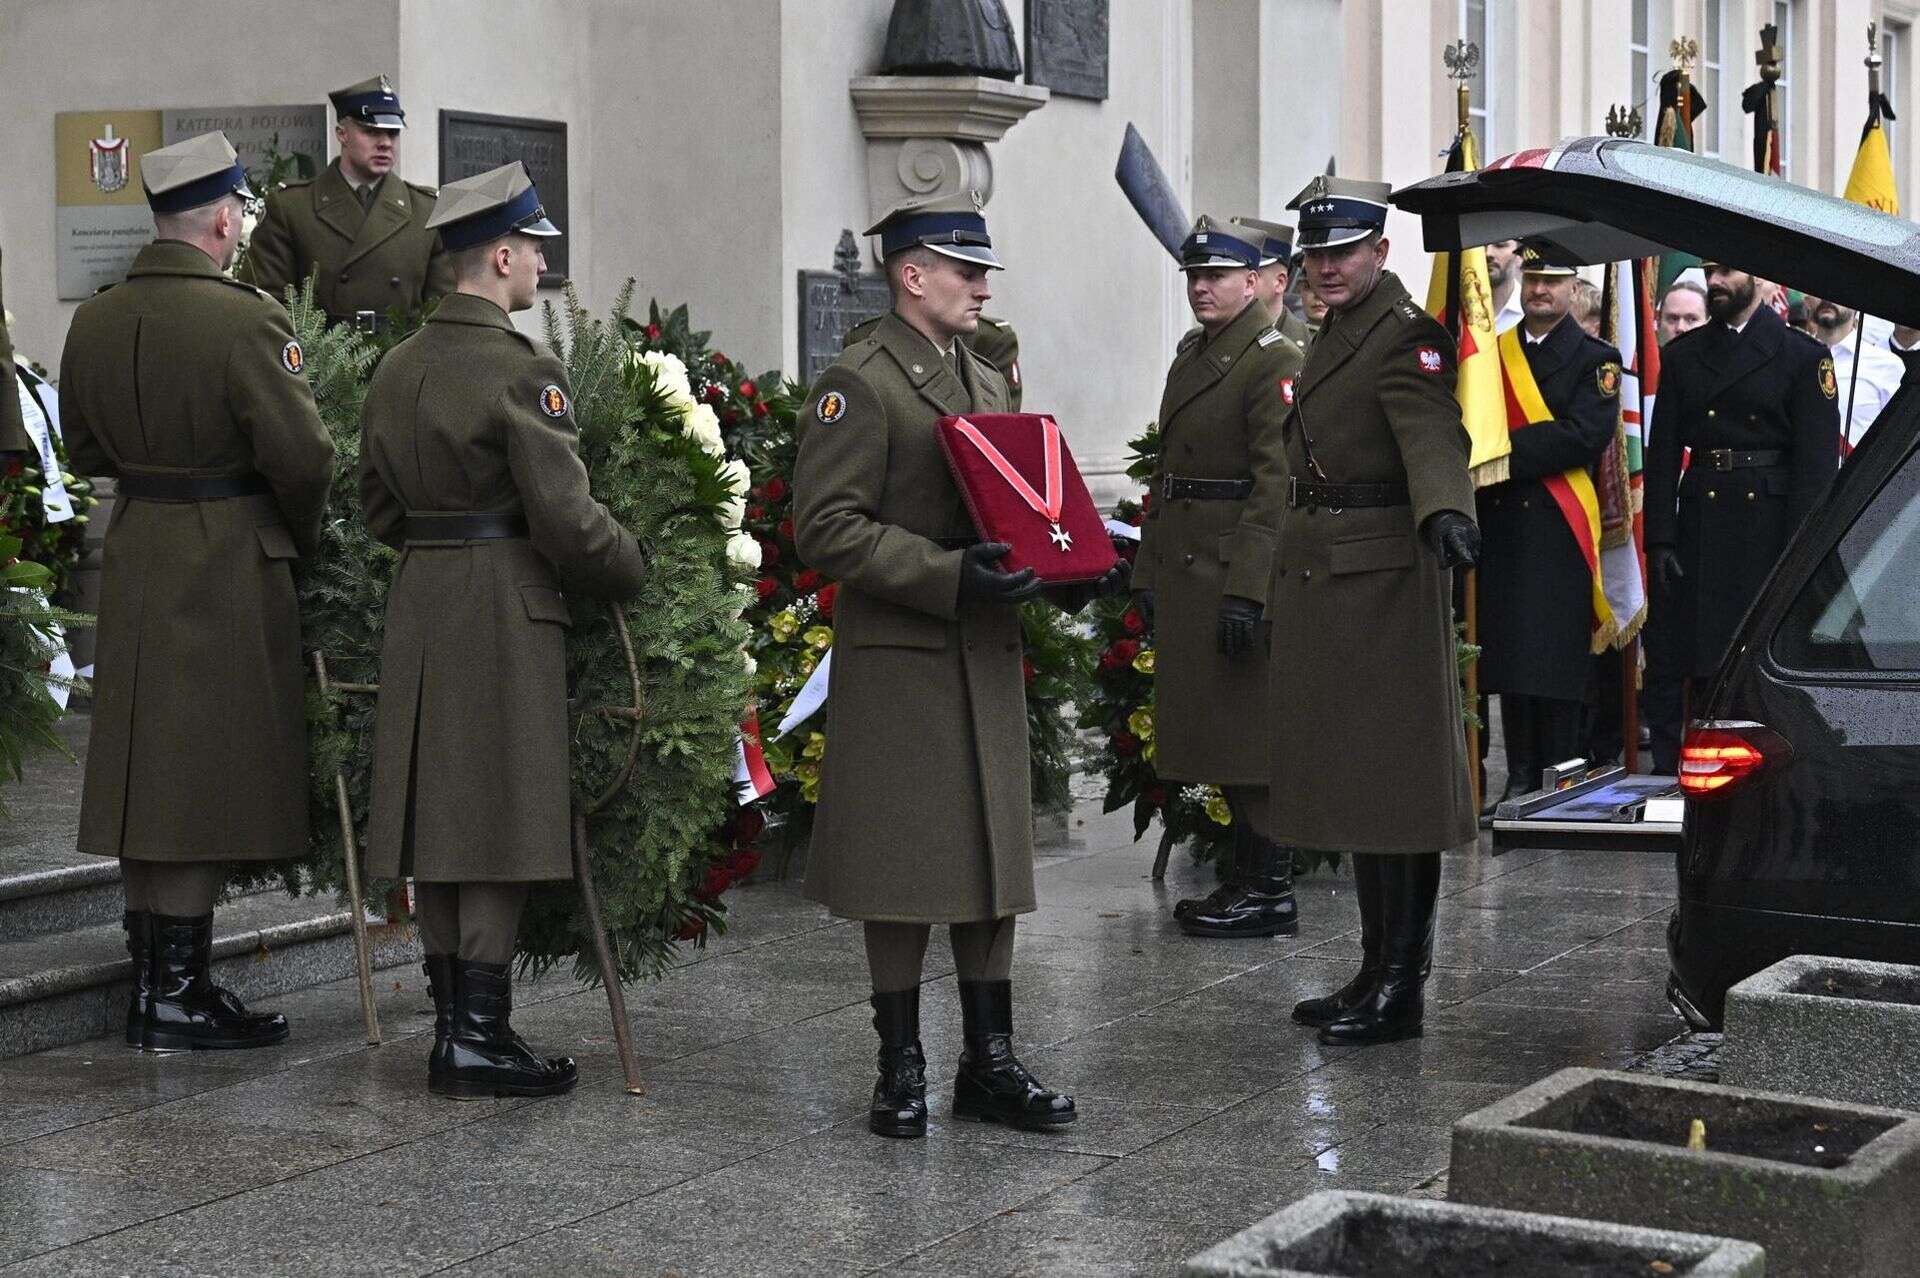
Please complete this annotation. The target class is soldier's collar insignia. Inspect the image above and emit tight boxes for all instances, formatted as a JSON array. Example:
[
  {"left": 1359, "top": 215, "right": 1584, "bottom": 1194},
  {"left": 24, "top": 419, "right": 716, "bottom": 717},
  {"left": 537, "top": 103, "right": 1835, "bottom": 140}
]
[
  {"left": 280, "top": 340, "right": 304, "bottom": 375},
  {"left": 1258, "top": 328, "right": 1283, "bottom": 347},
  {"left": 816, "top": 389, "right": 847, "bottom": 424},
  {"left": 540, "top": 383, "right": 569, "bottom": 417},
  {"left": 1596, "top": 362, "right": 1622, "bottom": 398},
  {"left": 1818, "top": 357, "right": 1838, "bottom": 400}
]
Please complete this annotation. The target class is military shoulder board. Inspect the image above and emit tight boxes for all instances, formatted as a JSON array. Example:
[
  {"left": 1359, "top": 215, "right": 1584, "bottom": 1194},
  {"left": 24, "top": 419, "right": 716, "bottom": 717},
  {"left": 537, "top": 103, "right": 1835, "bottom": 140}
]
[
  {"left": 1257, "top": 329, "right": 1284, "bottom": 348},
  {"left": 1393, "top": 298, "right": 1425, "bottom": 323}
]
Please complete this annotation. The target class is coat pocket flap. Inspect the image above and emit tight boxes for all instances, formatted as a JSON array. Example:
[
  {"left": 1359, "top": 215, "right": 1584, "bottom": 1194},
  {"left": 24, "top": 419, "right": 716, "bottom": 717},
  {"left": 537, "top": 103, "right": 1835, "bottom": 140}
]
[
  {"left": 1329, "top": 534, "right": 1415, "bottom": 576},
  {"left": 519, "top": 585, "right": 575, "bottom": 626},
  {"left": 254, "top": 522, "right": 300, "bottom": 561}
]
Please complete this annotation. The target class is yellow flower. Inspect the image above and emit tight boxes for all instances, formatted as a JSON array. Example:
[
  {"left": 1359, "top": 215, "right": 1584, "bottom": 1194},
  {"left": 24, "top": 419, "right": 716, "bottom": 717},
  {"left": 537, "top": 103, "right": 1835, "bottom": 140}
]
[
  {"left": 1127, "top": 707, "right": 1154, "bottom": 740},
  {"left": 797, "top": 650, "right": 818, "bottom": 677},
  {"left": 768, "top": 610, "right": 800, "bottom": 642},
  {"left": 1204, "top": 792, "right": 1232, "bottom": 826},
  {"left": 802, "top": 731, "right": 828, "bottom": 761},
  {"left": 1144, "top": 738, "right": 1157, "bottom": 765},
  {"left": 1131, "top": 647, "right": 1156, "bottom": 674},
  {"left": 802, "top": 624, "right": 834, "bottom": 651},
  {"left": 796, "top": 761, "right": 821, "bottom": 802}
]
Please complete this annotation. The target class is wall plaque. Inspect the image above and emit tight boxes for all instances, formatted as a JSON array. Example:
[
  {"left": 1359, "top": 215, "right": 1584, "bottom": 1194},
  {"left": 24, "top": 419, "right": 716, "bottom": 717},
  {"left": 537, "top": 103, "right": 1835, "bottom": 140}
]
[
  {"left": 438, "top": 111, "right": 569, "bottom": 285},
  {"left": 1025, "top": 0, "right": 1109, "bottom": 101},
  {"left": 797, "top": 231, "right": 892, "bottom": 384},
  {"left": 54, "top": 105, "right": 325, "bottom": 299}
]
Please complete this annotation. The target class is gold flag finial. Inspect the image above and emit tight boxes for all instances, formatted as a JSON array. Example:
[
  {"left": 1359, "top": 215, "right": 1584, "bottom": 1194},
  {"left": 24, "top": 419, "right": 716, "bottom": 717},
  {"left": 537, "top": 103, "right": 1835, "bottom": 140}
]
[
  {"left": 1605, "top": 104, "right": 1643, "bottom": 139},
  {"left": 1756, "top": 24, "right": 1783, "bottom": 84},
  {"left": 1868, "top": 20, "right": 1882, "bottom": 70},
  {"left": 1443, "top": 39, "right": 1480, "bottom": 135},
  {"left": 1670, "top": 35, "right": 1699, "bottom": 77}
]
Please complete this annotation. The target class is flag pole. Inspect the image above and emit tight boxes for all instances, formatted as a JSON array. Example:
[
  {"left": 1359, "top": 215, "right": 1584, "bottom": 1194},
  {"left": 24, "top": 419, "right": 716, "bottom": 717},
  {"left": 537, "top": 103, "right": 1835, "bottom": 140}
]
[
  {"left": 1844, "top": 24, "right": 1884, "bottom": 444},
  {"left": 1604, "top": 105, "right": 1643, "bottom": 774},
  {"left": 1442, "top": 39, "right": 1484, "bottom": 816}
]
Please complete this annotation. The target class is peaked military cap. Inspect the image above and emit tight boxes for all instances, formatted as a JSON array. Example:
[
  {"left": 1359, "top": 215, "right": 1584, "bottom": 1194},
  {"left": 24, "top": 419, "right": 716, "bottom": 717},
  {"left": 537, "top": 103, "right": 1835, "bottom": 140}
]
[
  {"left": 864, "top": 190, "right": 1002, "bottom": 269},
  {"left": 1287, "top": 176, "right": 1392, "bottom": 249},
  {"left": 1178, "top": 215, "right": 1261, "bottom": 271},
  {"left": 331, "top": 75, "right": 406, "bottom": 130},
  {"left": 425, "top": 162, "right": 561, "bottom": 251},
  {"left": 1520, "top": 241, "right": 1578, "bottom": 277},
  {"left": 140, "top": 131, "right": 255, "bottom": 214},
  {"left": 1230, "top": 216, "right": 1295, "bottom": 266}
]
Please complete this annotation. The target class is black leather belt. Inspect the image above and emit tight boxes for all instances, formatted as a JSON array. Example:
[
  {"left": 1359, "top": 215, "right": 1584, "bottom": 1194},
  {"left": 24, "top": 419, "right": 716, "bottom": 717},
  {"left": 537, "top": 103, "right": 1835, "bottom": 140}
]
[
  {"left": 1162, "top": 475, "right": 1254, "bottom": 501},
  {"left": 116, "top": 472, "right": 271, "bottom": 502},
  {"left": 403, "top": 512, "right": 529, "bottom": 543},
  {"left": 1287, "top": 477, "right": 1410, "bottom": 509},
  {"left": 1696, "top": 448, "right": 1785, "bottom": 471}
]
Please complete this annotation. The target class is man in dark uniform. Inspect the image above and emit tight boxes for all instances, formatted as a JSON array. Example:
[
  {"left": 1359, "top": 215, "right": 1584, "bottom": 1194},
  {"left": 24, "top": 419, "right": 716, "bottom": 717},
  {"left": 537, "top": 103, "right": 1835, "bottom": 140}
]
[
  {"left": 1478, "top": 247, "right": 1622, "bottom": 804},
  {"left": 1257, "top": 177, "right": 1479, "bottom": 1046},
  {"left": 241, "top": 76, "right": 452, "bottom": 330},
  {"left": 1643, "top": 260, "right": 1839, "bottom": 771},
  {"left": 360, "top": 162, "right": 649, "bottom": 1097},
  {"left": 845, "top": 311, "right": 1024, "bottom": 410},
  {"left": 60, "top": 132, "right": 334, "bottom": 1051},
  {"left": 1232, "top": 216, "right": 1313, "bottom": 347},
  {"left": 795, "top": 191, "right": 1119, "bottom": 1139},
  {"left": 1133, "top": 215, "right": 1303, "bottom": 938}
]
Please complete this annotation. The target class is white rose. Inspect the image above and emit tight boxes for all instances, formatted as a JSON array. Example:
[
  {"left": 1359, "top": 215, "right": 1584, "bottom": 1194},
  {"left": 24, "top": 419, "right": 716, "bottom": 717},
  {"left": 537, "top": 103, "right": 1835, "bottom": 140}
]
[
  {"left": 684, "top": 403, "right": 726, "bottom": 457},
  {"left": 726, "top": 529, "right": 762, "bottom": 571},
  {"left": 630, "top": 349, "right": 697, "bottom": 418},
  {"left": 719, "top": 457, "right": 752, "bottom": 497},
  {"left": 741, "top": 651, "right": 757, "bottom": 679},
  {"left": 720, "top": 491, "right": 746, "bottom": 531}
]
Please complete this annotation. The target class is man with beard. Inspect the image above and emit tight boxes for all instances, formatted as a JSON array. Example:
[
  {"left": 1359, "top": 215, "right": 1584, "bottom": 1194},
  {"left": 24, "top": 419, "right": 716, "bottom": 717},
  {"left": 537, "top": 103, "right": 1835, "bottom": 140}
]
[
  {"left": 1477, "top": 248, "right": 1621, "bottom": 805},
  {"left": 1257, "top": 177, "right": 1478, "bottom": 1046},
  {"left": 1643, "top": 261, "right": 1839, "bottom": 772},
  {"left": 1803, "top": 292, "right": 1904, "bottom": 452},
  {"left": 1485, "top": 239, "right": 1523, "bottom": 335}
]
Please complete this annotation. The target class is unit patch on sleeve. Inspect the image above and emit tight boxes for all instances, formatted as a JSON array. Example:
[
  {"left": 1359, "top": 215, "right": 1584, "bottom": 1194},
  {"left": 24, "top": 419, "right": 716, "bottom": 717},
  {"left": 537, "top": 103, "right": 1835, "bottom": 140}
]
[
  {"left": 816, "top": 389, "right": 848, "bottom": 424},
  {"left": 1817, "top": 357, "right": 1838, "bottom": 400},
  {"left": 539, "top": 384, "right": 570, "bottom": 418},
  {"left": 280, "top": 340, "right": 304, "bottom": 375},
  {"left": 1596, "top": 361, "right": 1622, "bottom": 398},
  {"left": 1416, "top": 345, "right": 1445, "bottom": 374}
]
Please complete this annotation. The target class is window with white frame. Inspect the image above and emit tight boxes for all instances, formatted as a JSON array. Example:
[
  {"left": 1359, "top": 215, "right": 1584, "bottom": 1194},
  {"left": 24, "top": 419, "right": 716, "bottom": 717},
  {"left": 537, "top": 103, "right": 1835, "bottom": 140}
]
[
  {"left": 1462, "top": 0, "right": 1494, "bottom": 152},
  {"left": 1629, "top": 0, "right": 1674, "bottom": 141},
  {"left": 1886, "top": 20, "right": 1906, "bottom": 198},
  {"left": 1699, "top": 0, "right": 1726, "bottom": 157},
  {"left": 1775, "top": 0, "right": 1796, "bottom": 178}
]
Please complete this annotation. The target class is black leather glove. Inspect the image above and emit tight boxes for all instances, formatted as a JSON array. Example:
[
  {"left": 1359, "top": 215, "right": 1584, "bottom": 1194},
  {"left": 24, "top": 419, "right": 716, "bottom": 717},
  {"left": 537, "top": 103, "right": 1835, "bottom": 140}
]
[
  {"left": 1132, "top": 590, "right": 1156, "bottom": 634},
  {"left": 958, "top": 541, "right": 1045, "bottom": 605},
  {"left": 1649, "top": 546, "right": 1684, "bottom": 594},
  {"left": 1421, "top": 510, "right": 1481, "bottom": 570},
  {"left": 1217, "top": 594, "right": 1263, "bottom": 656},
  {"left": 1093, "top": 556, "right": 1132, "bottom": 598}
]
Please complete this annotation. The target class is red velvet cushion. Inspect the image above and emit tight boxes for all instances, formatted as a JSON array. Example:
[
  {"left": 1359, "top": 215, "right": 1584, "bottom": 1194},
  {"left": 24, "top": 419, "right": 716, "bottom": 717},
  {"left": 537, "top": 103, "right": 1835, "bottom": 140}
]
[{"left": 935, "top": 413, "right": 1119, "bottom": 583}]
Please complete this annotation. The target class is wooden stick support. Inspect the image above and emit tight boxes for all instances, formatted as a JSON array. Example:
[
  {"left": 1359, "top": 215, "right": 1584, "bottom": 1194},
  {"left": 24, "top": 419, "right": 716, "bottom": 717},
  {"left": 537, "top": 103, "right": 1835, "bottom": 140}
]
[
  {"left": 1621, "top": 637, "right": 1641, "bottom": 775},
  {"left": 312, "top": 651, "right": 381, "bottom": 1046},
  {"left": 1150, "top": 824, "right": 1175, "bottom": 881},
  {"left": 573, "top": 808, "right": 643, "bottom": 1095}
]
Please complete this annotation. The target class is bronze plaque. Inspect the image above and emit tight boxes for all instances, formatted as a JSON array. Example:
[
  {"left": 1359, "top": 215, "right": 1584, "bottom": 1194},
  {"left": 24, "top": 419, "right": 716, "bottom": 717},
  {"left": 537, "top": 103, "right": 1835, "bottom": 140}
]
[
  {"left": 1026, "top": 0, "right": 1108, "bottom": 101},
  {"left": 437, "top": 111, "right": 569, "bottom": 285},
  {"left": 797, "top": 270, "right": 892, "bottom": 384}
]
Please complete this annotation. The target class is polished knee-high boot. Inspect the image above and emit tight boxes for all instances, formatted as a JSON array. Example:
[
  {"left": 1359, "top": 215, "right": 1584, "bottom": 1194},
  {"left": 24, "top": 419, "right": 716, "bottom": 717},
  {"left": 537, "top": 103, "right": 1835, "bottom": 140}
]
[
  {"left": 143, "top": 914, "right": 289, "bottom": 1051},
  {"left": 868, "top": 988, "right": 928, "bottom": 1138},
  {"left": 952, "top": 980, "right": 1075, "bottom": 1130},
  {"left": 434, "top": 961, "right": 578, "bottom": 1099},
  {"left": 1292, "top": 854, "right": 1384, "bottom": 1027},
  {"left": 1318, "top": 853, "right": 1440, "bottom": 1046}
]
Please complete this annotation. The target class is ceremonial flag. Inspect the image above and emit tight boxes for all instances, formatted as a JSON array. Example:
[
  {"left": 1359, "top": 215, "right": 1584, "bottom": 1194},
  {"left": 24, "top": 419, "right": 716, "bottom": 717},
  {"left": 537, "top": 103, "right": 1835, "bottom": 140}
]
[
  {"left": 1842, "top": 87, "right": 1900, "bottom": 214},
  {"left": 1424, "top": 126, "right": 1512, "bottom": 486},
  {"left": 1653, "top": 70, "right": 1709, "bottom": 296},
  {"left": 1497, "top": 328, "right": 1615, "bottom": 649},
  {"left": 1597, "top": 259, "right": 1653, "bottom": 647},
  {"left": 1744, "top": 23, "right": 1786, "bottom": 177}
]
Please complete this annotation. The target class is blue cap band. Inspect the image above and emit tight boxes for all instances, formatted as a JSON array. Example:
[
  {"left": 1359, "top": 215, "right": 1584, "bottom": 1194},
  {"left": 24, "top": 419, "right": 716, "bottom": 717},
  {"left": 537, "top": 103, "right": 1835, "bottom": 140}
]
[
  {"left": 146, "top": 161, "right": 253, "bottom": 214},
  {"left": 332, "top": 90, "right": 405, "bottom": 124},
  {"left": 438, "top": 184, "right": 549, "bottom": 251},
  {"left": 1295, "top": 194, "right": 1388, "bottom": 247},
  {"left": 1179, "top": 227, "right": 1261, "bottom": 268},
  {"left": 879, "top": 210, "right": 992, "bottom": 258}
]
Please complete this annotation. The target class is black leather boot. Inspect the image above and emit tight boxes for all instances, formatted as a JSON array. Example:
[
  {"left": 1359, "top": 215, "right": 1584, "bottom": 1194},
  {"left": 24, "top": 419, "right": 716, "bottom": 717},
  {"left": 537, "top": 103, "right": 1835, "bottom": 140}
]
[
  {"left": 423, "top": 955, "right": 456, "bottom": 1079},
  {"left": 868, "top": 988, "right": 927, "bottom": 1138},
  {"left": 433, "top": 961, "right": 577, "bottom": 1099},
  {"left": 1318, "top": 853, "right": 1442, "bottom": 1046},
  {"left": 1179, "top": 832, "right": 1298, "bottom": 938},
  {"left": 143, "top": 914, "right": 290, "bottom": 1051},
  {"left": 123, "top": 910, "right": 150, "bottom": 1047},
  {"left": 1173, "top": 825, "right": 1250, "bottom": 922},
  {"left": 953, "top": 979, "right": 1075, "bottom": 1130},
  {"left": 1292, "top": 854, "right": 1384, "bottom": 1027}
]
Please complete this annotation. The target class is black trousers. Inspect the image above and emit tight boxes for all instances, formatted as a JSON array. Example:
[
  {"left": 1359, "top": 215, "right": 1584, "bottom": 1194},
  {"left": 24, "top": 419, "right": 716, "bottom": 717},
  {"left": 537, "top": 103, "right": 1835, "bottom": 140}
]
[
  {"left": 1499, "top": 694, "right": 1584, "bottom": 796},
  {"left": 1642, "top": 587, "right": 1688, "bottom": 775}
]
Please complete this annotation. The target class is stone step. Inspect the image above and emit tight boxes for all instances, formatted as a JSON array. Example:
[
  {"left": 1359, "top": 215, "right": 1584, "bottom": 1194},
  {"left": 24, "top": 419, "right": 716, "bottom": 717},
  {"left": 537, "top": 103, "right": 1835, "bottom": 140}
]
[{"left": 0, "top": 888, "right": 418, "bottom": 1059}]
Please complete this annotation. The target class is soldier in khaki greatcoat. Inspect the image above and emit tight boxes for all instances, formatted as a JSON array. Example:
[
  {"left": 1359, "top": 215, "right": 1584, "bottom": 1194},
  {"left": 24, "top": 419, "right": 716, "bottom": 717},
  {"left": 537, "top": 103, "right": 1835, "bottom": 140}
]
[
  {"left": 1256, "top": 177, "right": 1480, "bottom": 1047},
  {"left": 1233, "top": 216, "right": 1314, "bottom": 348},
  {"left": 1133, "top": 215, "right": 1304, "bottom": 940},
  {"left": 360, "top": 163, "right": 648, "bottom": 1099},
  {"left": 794, "top": 191, "right": 1124, "bottom": 1140},
  {"left": 60, "top": 132, "right": 335, "bottom": 1052},
  {"left": 846, "top": 311, "right": 1024, "bottom": 410},
  {"left": 240, "top": 76, "right": 452, "bottom": 330}
]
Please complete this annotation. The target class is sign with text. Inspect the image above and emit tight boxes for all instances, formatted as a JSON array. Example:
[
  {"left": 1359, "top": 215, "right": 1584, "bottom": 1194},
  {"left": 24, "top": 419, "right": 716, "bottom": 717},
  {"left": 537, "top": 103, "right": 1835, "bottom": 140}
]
[
  {"left": 1026, "top": 0, "right": 1110, "bottom": 101},
  {"left": 438, "top": 111, "right": 569, "bottom": 284},
  {"left": 54, "top": 106, "right": 325, "bottom": 299},
  {"left": 796, "top": 270, "right": 892, "bottom": 384}
]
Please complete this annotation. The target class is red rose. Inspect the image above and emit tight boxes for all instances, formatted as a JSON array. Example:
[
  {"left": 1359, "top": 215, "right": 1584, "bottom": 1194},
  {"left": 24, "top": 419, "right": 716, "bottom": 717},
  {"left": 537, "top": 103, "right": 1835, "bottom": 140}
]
[
  {"left": 1022, "top": 657, "right": 1037, "bottom": 685},
  {"left": 754, "top": 577, "right": 779, "bottom": 602},
  {"left": 779, "top": 517, "right": 795, "bottom": 540},
  {"left": 1121, "top": 608, "right": 1144, "bottom": 635},
  {"left": 1111, "top": 639, "right": 1140, "bottom": 665},
  {"left": 747, "top": 504, "right": 767, "bottom": 522},
  {"left": 1115, "top": 731, "right": 1140, "bottom": 756},
  {"left": 728, "top": 848, "right": 761, "bottom": 879},
  {"left": 722, "top": 409, "right": 740, "bottom": 426},
  {"left": 759, "top": 539, "right": 781, "bottom": 567},
  {"left": 738, "top": 379, "right": 758, "bottom": 399},
  {"left": 733, "top": 808, "right": 766, "bottom": 843},
  {"left": 1140, "top": 490, "right": 1152, "bottom": 510},
  {"left": 703, "top": 383, "right": 727, "bottom": 404},
  {"left": 1145, "top": 786, "right": 1167, "bottom": 807},
  {"left": 645, "top": 322, "right": 662, "bottom": 340},
  {"left": 698, "top": 864, "right": 732, "bottom": 901},
  {"left": 817, "top": 583, "right": 838, "bottom": 618},
  {"left": 710, "top": 352, "right": 729, "bottom": 365},
  {"left": 675, "top": 918, "right": 707, "bottom": 941},
  {"left": 763, "top": 476, "right": 788, "bottom": 502},
  {"left": 753, "top": 401, "right": 770, "bottom": 418},
  {"left": 793, "top": 569, "right": 822, "bottom": 594},
  {"left": 4, "top": 459, "right": 20, "bottom": 478}
]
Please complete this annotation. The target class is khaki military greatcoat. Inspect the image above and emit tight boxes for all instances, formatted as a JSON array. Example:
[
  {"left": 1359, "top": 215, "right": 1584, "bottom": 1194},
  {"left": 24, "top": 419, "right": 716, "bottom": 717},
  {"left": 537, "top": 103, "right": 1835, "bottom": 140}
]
[
  {"left": 794, "top": 311, "right": 1031, "bottom": 924},
  {"left": 359, "top": 293, "right": 648, "bottom": 883},
  {"left": 1134, "top": 298, "right": 1301, "bottom": 785},
  {"left": 60, "top": 241, "right": 334, "bottom": 862},
  {"left": 1, "top": 250, "right": 29, "bottom": 451},
  {"left": 847, "top": 313, "right": 1024, "bottom": 411},
  {"left": 1260, "top": 271, "right": 1478, "bottom": 855},
  {"left": 241, "top": 161, "right": 452, "bottom": 323}
]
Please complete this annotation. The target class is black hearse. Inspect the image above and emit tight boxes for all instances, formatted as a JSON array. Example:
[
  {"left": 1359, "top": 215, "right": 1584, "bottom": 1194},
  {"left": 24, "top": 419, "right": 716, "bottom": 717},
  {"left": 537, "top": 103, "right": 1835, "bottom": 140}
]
[{"left": 1395, "top": 138, "right": 1920, "bottom": 1027}]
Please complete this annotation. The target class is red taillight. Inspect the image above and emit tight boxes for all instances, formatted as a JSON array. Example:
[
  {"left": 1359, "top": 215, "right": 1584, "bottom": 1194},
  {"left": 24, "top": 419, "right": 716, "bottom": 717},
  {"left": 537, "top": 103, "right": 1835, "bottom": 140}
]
[{"left": 1678, "top": 722, "right": 1792, "bottom": 799}]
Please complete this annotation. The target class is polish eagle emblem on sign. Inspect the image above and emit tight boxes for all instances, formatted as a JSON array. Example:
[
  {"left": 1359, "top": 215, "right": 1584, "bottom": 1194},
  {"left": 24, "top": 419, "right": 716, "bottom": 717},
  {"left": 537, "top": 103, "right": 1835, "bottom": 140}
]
[{"left": 89, "top": 124, "right": 130, "bottom": 194}]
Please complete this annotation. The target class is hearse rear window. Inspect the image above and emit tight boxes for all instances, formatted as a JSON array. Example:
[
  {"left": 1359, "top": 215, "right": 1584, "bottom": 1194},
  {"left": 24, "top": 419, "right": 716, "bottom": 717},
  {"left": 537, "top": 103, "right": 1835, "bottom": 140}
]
[{"left": 1775, "top": 451, "right": 1920, "bottom": 672}]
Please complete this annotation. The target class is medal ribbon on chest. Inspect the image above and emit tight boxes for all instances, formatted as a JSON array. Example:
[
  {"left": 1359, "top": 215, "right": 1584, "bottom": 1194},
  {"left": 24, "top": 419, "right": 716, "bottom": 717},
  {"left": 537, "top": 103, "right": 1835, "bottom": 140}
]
[{"left": 950, "top": 415, "right": 1072, "bottom": 551}]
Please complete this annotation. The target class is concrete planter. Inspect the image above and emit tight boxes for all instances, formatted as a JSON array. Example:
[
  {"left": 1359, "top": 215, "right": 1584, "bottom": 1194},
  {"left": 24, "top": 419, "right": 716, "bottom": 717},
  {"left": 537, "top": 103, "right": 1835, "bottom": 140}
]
[
  {"left": 1721, "top": 955, "right": 1920, "bottom": 1112},
  {"left": 1450, "top": 1067, "right": 1920, "bottom": 1277},
  {"left": 1181, "top": 1190, "right": 1764, "bottom": 1277}
]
